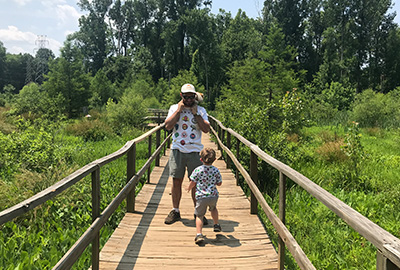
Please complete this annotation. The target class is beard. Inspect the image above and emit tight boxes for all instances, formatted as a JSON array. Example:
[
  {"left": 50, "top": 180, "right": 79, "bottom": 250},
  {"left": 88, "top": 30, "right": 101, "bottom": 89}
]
[{"left": 183, "top": 99, "right": 195, "bottom": 107}]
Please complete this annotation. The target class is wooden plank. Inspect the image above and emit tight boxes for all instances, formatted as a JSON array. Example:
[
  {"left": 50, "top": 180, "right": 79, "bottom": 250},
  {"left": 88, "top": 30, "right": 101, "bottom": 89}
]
[{"left": 97, "top": 133, "right": 278, "bottom": 270}]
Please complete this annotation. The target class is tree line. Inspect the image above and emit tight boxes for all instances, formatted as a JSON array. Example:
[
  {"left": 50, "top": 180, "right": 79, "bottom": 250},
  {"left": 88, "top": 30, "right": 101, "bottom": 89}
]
[{"left": 0, "top": 0, "right": 399, "bottom": 118}]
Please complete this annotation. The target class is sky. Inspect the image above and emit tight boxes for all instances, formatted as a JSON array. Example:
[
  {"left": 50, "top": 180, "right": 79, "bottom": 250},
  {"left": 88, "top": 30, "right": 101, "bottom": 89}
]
[{"left": 0, "top": 0, "right": 399, "bottom": 57}]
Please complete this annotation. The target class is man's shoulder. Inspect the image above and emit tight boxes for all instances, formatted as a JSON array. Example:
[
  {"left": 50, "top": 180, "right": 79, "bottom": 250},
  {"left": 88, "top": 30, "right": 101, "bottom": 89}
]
[{"left": 169, "top": 104, "right": 179, "bottom": 110}]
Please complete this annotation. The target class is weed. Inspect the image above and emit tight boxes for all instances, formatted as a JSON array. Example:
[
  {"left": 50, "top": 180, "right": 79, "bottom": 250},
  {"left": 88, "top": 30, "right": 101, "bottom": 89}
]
[{"left": 316, "top": 139, "right": 347, "bottom": 163}]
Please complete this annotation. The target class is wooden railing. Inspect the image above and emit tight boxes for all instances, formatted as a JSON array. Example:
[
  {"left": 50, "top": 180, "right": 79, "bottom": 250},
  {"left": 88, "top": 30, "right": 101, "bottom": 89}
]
[
  {"left": 0, "top": 123, "right": 171, "bottom": 270},
  {"left": 209, "top": 115, "right": 400, "bottom": 270},
  {"left": 143, "top": 108, "right": 168, "bottom": 125},
  {"left": 2, "top": 114, "right": 399, "bottom": 270}
]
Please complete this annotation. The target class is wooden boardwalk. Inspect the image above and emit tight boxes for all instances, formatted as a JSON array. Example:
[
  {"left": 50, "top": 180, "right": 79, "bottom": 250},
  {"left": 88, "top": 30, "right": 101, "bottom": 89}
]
[{"left": 98, "top": 133, "right": 278, "bottom": 269}]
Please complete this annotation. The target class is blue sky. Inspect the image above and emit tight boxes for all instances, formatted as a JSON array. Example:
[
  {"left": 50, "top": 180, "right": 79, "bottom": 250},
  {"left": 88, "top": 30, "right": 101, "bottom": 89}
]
[{"left": 0, "top": 0, "right": 399, "bottom": 57}]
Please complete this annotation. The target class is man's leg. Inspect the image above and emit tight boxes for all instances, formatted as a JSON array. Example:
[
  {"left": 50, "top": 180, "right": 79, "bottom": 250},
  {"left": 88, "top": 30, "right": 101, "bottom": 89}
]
[
  {"left": 165, "top": 178, "right": 183, "bottom": 224},
  {"left": 165, "top": 149, "right": 184, "bottom": 224},
  {"left": 172, "top": 177, "right": 184, "bottom": 208}
]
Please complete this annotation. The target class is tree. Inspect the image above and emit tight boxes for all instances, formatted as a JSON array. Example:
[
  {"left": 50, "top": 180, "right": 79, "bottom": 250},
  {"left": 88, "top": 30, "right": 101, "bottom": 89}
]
[
  {"left": 43, "top": 54, "right": 91, "bottom": 117},
  {"left": 162, "top": 0, "right": 209, "bottom": 77},
  {"left": 220, "top": 10, "right": 263, "bottom": 65},
  {"left": 186, "top": 9, "right": 224, "bottom": 107},
  {"left": 0, "top": 41, "right": 6, "bottom": 91},
  {"left": 76, "top": 0, "right": 113, "bottom": 73},
  {"left": 89, "top": 68, "right": 115, "bottom": 109},
  {"left": 3, "top": 53, "right": 33, "bottom": 93}
]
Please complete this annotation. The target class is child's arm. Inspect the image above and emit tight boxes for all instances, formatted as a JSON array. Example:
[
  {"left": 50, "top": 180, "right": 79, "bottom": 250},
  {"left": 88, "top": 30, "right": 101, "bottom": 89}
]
[
  {"left": 216, "top": 168, "right": 222, "bottom": 186},
  {"left": 185, "top": 180, "right": 196, "bottom": 192}
]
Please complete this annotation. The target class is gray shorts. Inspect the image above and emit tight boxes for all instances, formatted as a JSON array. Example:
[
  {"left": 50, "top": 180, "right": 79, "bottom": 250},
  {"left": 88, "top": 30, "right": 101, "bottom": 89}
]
[
  {"left": 195, "top": 196, "right": 218, "bottom": 217},
  {"left": 169, "top": 149, "right": 202, "bottom": 179}
]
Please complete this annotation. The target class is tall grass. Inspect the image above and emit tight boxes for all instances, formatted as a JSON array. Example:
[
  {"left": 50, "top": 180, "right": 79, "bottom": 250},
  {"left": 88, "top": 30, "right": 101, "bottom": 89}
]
[
  {"left": 258, "top": 125, "right": 400, "bottom": 269},
  {"left": 0, "top": 122, "right": 165, "bottom": 269}
]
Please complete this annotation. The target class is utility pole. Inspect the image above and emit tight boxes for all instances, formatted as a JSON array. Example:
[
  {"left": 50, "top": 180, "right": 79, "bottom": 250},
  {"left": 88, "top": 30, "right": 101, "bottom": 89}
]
[{"left": 25, "top": 35, "right": 49, "bottom": 85}]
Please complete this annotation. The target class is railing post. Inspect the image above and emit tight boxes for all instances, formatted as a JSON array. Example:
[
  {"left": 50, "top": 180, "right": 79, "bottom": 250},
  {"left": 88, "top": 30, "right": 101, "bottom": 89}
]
[
  {"left": 167, "top": 130, "right": 171, "bottom": 148},
  {"left": 156, "top": 129, "right": 161, "bottom": 166},
  {"left": 127, "top": 144, "right": 136, "bottom": 213},
  {"left": 148, "top": 134, "right": 152, "bottom": 183},
  {"left": 163, "top": 128, "right": 167, "bottom": 156},
  {"left": 91, "top": 168, "right": 100, "bottom": 270},
  {"left": 226, "top": 131, "right": 231, "bottom": 169},
  {"left": 377, "top": 251, "right": 399, "bottom": 270},
  {"left": 236, "top": 137, "right": 240, "bottom": 186},
  {"left": 250, "top": 150, "right": 258, "bottom": 214},
  {"left": 278, "top": 172, "right": 287, "bottom": 270},
  {"left": 217, "top": 125, "right": 222, "bottom": 154}
]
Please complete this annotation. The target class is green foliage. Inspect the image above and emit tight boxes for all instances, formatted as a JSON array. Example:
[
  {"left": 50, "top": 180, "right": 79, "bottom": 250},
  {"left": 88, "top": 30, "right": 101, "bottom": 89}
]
[
  {"left": 43, "top": 57, "right": 91, "bottom": 117},
  {"left": 351, "top": 89, "right": 400, "bottom": 128},
  {"left": 65, "top": 118, "right": 114, "bottom": 141},
  {"left": 106, "top": 93, "right": 147, "bottom": 131},
  {"left": 220, "top": 9, "right": 262, "bottom": 64},
  {"left": 321, "top": 81, "right": 356, "bottom": 111},
  {"left": 0, "top": 119, "right": 160, "bottom": 269},
  {"left": 260, "top": 124, "right": 400, "bottom": 269},
  {"left": 89, "top": 68, "right": 116, "bottom": 109},
  {"left": 162, "top": 70, "right": 203, "bottom": 106},
  {"left": 281, "top": 89, "right": 307, "bottom": 134},
  {"left": 0, "top": 119, "right": 72, "bottom": 181}
]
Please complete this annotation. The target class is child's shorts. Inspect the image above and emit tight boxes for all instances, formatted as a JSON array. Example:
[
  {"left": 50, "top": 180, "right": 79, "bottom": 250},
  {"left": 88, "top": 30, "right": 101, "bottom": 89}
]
[{"left": 194, "top": 196, "right": 219, "bottom": 217}]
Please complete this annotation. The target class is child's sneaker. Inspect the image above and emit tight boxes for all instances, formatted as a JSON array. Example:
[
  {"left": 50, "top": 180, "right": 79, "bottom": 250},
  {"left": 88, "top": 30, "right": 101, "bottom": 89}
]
[
  {"left": 195, "top": 234, "right": 205, "bottom": 244},
  {"left": 213, "top": 224, "right": 221, "bottom": 232}
]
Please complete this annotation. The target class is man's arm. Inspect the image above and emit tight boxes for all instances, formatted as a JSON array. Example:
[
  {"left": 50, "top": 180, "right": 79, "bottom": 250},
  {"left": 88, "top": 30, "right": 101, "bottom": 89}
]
[
  {"left": 165, "top": 101, "right": 184, "bottom": 130},
  {"left": 191, "top": 105, "right": 210, "bottom": 133}
]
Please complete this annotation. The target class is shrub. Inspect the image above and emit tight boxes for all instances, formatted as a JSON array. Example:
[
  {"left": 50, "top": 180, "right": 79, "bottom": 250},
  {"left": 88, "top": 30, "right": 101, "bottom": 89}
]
[
  {"left": 65, "top": 118, "right": 114, "bottom": 141},
  {"left": 351, "top": 89, "right": 400, "bottom": 128},
  {"left": 106, "top": 92, "right": 147, "bottom": 131}
]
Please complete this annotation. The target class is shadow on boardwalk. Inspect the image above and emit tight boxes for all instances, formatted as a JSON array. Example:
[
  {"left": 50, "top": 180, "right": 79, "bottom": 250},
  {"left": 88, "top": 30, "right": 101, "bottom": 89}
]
[{"left": 98, "top": 133, "right": 278, "bottom": 269}]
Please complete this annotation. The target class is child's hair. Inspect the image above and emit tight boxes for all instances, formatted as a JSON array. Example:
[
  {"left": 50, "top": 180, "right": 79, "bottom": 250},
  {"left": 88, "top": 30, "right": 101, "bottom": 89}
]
[{"left": 200, "top": 148, "right": 216, "bottom": 164}]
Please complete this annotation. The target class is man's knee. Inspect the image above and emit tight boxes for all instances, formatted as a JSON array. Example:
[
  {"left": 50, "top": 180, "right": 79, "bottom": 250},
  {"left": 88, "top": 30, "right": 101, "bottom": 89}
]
[{"left": 172, "top": 178, "right": 184, "bottom": 187}]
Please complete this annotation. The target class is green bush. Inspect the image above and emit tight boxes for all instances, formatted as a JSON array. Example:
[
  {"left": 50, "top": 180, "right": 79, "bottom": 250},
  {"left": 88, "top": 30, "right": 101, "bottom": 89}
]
[
  {"left": 65, "top": 118, "right": 114, "bottom": 141},
  {"left": 106, "top": 92, "right": 147, "bottom": 131},
  {"left": 351, "top": 89, "right": 400, "bottom": 128}
]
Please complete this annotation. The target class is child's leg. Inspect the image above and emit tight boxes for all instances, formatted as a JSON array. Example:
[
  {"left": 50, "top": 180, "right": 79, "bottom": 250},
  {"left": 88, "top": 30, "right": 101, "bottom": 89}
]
[
  {"left": 196, "top": 216, "right": 204, "bottom": 234},
  {"left": 210, "top": 207, "right": 219, "bottom": 225}
]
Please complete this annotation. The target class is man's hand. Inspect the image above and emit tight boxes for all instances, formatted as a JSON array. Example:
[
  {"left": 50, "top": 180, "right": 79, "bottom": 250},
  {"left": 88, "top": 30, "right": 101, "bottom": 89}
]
[{"left": 178, "top": 100, "right": 185, "bottom": 113}]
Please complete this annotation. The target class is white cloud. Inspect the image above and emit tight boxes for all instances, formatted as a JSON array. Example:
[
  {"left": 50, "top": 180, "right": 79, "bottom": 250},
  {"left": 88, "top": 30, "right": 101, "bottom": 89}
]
[
  {"left": 0, "top": 26, "right": 36, "bottom": 43},
  {"left": 40, "top": 0, "right": 66, "bottom": 7},
  {"left": 56, "top": 4, "right": 82, "bottom": 26},
  {"left": 0, "top": 26, "right": 62, "bottom": 56},
  {"left": 13, "top": 0, "right": 32, "bottom": 6}
]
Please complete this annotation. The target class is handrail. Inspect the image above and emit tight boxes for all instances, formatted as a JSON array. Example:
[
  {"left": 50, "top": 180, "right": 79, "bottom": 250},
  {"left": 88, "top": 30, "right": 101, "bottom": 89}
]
[
  {"left": 208, "top": 115, "right": 400, "bottom": 270},
  {"left": 0, "top": 123, "right": 171, "bottom": 270},
  {"left": 54, "top": 131, "right": 172, "bottom": 269},
  {"left": 0, "top": 124, "right": 166, "bottom": 226},
  {"left": 211, "top": 124, "right": 316, "bottom": 269}
]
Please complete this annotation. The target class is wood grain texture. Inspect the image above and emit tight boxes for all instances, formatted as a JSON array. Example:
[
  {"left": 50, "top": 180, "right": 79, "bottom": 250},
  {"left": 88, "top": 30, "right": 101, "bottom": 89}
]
[{"left": 97, "top": 133, "right": 278, "bottom": 270}]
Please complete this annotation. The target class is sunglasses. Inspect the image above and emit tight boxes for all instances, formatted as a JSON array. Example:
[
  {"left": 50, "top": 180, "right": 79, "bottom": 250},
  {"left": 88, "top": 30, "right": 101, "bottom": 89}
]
[{"left": 182, "top": 95, "right": 195, "bottom": 100}]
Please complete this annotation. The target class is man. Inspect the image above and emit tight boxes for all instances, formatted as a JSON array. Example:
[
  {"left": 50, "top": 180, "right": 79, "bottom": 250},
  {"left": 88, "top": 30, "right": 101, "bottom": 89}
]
[{"left": 164, "top": 83, "right": 210, "bottom": 224}]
